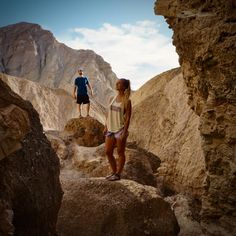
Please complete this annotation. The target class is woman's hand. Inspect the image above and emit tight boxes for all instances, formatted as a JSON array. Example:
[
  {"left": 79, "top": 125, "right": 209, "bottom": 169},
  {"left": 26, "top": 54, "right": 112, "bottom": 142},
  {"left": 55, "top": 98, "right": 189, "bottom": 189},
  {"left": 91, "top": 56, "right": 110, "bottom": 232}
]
[
  {"left": 121, "top": 129, "right": 129, "bottom": 140},
  {"left": 73, "top": 93, "right": 77, "bottom": 100},
  {"left": 103, "top": 126, "right": 108, "bottom": 136}
]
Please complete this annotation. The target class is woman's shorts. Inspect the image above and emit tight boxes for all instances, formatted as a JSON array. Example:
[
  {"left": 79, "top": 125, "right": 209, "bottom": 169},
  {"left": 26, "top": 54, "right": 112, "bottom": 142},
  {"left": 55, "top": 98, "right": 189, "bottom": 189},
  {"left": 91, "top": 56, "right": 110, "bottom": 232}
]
[
  {"left": 76, "top": 95, "right": 90, "bottom": 104},
  {"left": 105, "top": 128, "right": 126, "bottom": 139}
]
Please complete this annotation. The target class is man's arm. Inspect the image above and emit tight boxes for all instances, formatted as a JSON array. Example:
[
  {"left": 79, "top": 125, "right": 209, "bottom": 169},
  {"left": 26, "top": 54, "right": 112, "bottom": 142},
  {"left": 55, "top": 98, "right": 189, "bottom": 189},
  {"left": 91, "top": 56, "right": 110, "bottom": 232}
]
[
  {"left": 73, "top": 86, "right": 77, "bottom": 99},
  {"left": 87, "top": 82, "right": 93, "bottom": 96}
]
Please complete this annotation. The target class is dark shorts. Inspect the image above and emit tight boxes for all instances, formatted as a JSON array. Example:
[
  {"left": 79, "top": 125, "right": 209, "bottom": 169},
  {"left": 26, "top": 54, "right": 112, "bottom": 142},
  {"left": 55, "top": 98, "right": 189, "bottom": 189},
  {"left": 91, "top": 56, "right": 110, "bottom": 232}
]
[{"left": 76, "top": 95, "right": 90, "bottom": 104}]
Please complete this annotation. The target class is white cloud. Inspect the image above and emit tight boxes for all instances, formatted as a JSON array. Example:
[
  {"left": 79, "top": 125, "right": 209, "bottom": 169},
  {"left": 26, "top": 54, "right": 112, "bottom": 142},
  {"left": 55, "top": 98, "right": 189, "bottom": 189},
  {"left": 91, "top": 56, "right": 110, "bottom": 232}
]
[{"left": 58, "top": 20, "right": 179, "bottom": 90}]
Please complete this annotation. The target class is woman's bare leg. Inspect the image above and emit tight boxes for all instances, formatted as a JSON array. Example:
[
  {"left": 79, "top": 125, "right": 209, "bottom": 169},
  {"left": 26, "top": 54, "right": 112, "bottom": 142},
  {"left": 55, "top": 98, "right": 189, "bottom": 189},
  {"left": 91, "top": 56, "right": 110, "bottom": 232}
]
[
  {"left": 116, "top": 137, "right": 127, "bottom": 175},
  {"left": 105, "top": 136, "right": 117, "bottom": 173}
]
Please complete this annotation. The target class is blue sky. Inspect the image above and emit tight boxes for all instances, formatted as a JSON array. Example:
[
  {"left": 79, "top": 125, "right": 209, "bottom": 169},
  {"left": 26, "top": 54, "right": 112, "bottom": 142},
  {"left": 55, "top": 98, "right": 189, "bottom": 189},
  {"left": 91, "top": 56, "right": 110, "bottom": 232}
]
[{"left": 0, "top": 0, "right": 179, "bottom": 89}]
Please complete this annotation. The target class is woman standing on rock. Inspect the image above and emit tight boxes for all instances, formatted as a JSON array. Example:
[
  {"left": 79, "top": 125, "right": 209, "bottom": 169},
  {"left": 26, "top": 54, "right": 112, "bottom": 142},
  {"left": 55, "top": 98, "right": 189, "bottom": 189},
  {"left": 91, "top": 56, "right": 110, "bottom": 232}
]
[{"left": 104, "top": 78, "right": 132, "bottom": 181}]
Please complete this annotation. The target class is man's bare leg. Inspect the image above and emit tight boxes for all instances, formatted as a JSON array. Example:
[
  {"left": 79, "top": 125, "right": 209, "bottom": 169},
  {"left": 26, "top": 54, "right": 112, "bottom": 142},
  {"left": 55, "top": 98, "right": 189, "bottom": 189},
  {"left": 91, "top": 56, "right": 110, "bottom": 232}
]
[
  {"left": 77, "top": 104, "right": 82, "bottom": 117},
  {"left": 86, "top": 103, "right": 90, "bottom": 117}
]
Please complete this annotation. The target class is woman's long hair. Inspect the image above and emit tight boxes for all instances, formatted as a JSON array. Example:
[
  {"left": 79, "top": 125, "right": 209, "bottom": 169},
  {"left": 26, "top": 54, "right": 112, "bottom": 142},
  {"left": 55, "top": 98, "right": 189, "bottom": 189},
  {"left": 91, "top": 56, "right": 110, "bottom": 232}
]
[{"left": 120, "top": 78, "right": 131, "bottom": 112}]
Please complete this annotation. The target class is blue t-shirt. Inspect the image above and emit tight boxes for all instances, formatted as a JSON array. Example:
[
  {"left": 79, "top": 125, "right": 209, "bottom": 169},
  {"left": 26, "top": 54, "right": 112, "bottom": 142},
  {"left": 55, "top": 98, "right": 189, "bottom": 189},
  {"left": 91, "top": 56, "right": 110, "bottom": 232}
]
[{"left": 74, "top": 76, "right": 89, "bottom": 95}]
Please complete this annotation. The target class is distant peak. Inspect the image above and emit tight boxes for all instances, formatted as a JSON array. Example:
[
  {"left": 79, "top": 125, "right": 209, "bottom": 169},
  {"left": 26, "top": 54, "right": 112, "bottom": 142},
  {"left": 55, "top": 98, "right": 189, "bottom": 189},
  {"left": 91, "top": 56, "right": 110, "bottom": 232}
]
[
  {"left": 0, "top": 22, "right": 55, "bottom": 41},
  {"left": 0, "top": 22, "right": 42, "bottom": 30}
]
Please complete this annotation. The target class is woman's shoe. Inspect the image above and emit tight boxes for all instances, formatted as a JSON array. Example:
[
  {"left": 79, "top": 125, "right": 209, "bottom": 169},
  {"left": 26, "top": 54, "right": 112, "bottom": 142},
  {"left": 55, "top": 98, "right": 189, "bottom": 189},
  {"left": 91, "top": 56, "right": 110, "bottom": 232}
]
[
  {"left": 107, "top": 173, "right": 120, "bottom": 181},
  {"left": 105, "top": 173, "right": 115, "bottom": 179}
]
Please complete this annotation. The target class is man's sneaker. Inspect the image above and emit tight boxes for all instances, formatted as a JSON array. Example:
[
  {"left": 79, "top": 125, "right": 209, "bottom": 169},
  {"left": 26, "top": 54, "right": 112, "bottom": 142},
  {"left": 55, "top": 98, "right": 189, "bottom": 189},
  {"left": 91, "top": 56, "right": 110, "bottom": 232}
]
[{"left": 107, "top": 173, "right": 120, "bottom": 181}]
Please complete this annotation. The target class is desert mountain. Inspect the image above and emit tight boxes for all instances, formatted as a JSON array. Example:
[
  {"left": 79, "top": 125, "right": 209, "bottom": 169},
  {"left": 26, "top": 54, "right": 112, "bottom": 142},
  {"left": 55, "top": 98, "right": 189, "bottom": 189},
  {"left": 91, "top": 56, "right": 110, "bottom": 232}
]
[
  {"left": 0, "top": 22, "right": 117, "bottom": 108},
  {"left": 1, "top": 73, "right": 105, "bottom": 130}
]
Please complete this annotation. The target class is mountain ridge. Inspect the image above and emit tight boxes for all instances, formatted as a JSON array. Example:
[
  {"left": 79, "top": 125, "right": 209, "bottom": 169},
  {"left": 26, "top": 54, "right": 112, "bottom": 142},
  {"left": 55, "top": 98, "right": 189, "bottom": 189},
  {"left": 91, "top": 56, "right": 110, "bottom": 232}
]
[{"left": 0, "top": 22, "right": 117, "bottom": 107}]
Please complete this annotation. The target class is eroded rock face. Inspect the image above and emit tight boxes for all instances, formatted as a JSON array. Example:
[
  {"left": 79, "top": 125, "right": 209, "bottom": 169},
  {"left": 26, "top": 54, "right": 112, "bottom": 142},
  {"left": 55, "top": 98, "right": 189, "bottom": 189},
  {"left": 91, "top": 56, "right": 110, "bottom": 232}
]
[
  {"left": 0, "top": 104, "right": 30, "bottom": 160},
  {"left": 129, "top": 68, "right": 206, "bottom": 198},
  {"left": 155, "top": 0, "right": 236, "bottom": 234},
  {"left": 165, "top": 194, "right": 204, "bottom": 236},
  {"left": 0, "top": 200, "right": 14, "bottom": 236},
  {"left": 57, "top": 177, "right": 180, "bottom": 236},
  {"left": 0, "top": 22, "right": 117, "bottom": 108},
  {"left": 0, "top": 79, "right": 62, "bottom": 235}
]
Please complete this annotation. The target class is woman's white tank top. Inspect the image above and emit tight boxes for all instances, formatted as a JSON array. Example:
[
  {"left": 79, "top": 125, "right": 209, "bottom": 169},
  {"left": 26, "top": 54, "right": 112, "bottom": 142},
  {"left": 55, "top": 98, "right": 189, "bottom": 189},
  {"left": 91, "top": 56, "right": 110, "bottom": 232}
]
[{"left": 107, "top": 96, "right": 125, "bottom": 132}]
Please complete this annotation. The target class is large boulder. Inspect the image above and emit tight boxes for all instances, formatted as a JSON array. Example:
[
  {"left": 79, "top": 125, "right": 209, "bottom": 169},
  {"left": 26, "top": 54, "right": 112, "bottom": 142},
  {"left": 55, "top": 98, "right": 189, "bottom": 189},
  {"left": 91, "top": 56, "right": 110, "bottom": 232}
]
[
  {"left": 57, "top": 177, "right": 180, "bottom": 236},
  {"left": 155, "top": 0, "right": 236, "bottom": 234},
  {"left": 64, "top": 117, "right": 105, "bottom": 147},
  {"left": 0, "top": 79, "right": 62, "bottom": 235}
]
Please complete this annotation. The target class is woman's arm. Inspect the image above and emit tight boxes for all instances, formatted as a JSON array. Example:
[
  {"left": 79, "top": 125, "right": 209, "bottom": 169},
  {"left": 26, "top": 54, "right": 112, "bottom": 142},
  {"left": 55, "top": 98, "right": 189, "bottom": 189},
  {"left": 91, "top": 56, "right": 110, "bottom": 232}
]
[{"left": 123, "top": 100, "right": 132, "bottom": 137}]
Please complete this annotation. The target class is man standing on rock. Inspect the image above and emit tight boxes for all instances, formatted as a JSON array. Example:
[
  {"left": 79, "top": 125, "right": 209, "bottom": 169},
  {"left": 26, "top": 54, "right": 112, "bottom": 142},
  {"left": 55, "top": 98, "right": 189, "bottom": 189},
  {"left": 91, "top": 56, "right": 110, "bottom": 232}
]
[{"left": 73, "top": 69, "right": 93, "bottom": 117}]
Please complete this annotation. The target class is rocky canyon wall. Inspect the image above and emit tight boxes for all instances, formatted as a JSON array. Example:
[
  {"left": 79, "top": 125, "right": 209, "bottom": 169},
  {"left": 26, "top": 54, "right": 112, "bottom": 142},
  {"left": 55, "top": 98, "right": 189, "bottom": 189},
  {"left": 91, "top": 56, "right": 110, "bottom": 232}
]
[
  {"left": 0, "top": 79, "right": 62, "bottom": 235},
  {"left": 155, "top": 0, "right": 236, "bottom": 235}
]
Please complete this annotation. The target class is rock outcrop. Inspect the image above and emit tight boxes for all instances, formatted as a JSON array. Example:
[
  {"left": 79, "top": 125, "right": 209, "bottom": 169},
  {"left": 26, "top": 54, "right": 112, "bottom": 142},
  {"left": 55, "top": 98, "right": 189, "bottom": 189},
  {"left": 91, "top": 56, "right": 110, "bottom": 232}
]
[
  {"left": 57, "top": 177, "right": 180, "bottom": 236},
  {"left": 64, "top": 117, "right": 105, "bottom": 147},
  {"left": 129, "top": 68, "right": 206, "bottom": 198},
  {"left": 155, "top": 0, "right": 236, "bottom": 235},
  {"left": 0, "top": 79, "right": 62, "bottom": 235},
  {"left": 0, "top": 22, "right": 117, "bottom": 108},
  {"left": 1, "top": 73, "right": 106, "bottom": 130}
]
